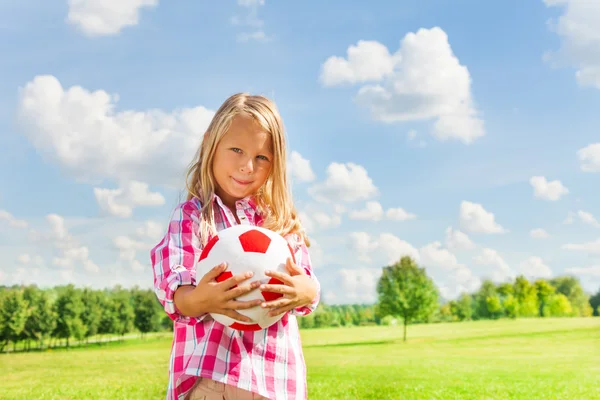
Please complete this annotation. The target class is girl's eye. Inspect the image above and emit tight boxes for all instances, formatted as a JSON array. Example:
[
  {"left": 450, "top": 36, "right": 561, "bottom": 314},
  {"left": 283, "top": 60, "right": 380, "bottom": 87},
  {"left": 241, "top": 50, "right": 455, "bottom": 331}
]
[
  {"left": 231, "top": 148, "right": 242, "bottom": 153},
  {"left": 257, "top": 155, "right": 270, "bottom": 161}
]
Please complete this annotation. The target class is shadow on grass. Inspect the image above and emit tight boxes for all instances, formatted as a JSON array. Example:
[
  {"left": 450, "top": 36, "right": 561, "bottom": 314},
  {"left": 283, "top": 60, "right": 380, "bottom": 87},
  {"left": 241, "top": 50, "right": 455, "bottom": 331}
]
[{"left": 305, "top": 340, "right": 398, "bottom": 348}]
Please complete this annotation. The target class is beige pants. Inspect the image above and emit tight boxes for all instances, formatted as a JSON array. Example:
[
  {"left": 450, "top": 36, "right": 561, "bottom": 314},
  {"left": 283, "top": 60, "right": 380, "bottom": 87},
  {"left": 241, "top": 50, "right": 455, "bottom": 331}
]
[{"left": 186, "top": 378, "right": 268, "bottom": 400}]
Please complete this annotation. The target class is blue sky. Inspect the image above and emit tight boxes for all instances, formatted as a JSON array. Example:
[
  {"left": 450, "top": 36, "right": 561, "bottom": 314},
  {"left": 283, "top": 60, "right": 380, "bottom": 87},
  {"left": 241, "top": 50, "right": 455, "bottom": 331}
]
[{"left": 1, "top": 0, "right": 599, "bottom": 304}]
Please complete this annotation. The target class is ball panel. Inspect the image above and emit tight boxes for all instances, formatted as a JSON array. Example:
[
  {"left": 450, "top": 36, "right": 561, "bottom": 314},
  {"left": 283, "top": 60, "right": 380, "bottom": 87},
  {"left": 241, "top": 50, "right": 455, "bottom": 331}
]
[
  {"left": 262, "top": 278, "right": 284, "bottom": 302},
  {"left": 215, "top": 271, "right": 237, "bottom": 289},
  {"left": 199, "top": 235, "right": 219, "bottom": 261},
  {"left": 230, "top": 322, "right": 262, "bottom": 331},
  {"left": 239, "top": 229, "right": 272, "bottom": 254}
]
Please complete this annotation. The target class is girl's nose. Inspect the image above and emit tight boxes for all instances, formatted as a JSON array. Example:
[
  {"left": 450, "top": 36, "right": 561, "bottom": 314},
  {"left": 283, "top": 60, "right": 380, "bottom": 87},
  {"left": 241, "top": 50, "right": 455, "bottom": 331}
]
[{"left": 240, "top": 157, "right": 254, "bottom": 174}]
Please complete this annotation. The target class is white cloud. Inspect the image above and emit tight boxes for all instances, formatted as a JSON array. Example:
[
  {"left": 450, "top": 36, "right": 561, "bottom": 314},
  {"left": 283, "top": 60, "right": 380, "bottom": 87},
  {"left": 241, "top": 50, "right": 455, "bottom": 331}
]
[
  {"left": 94, "top": 180, "right": 165, "bottom": 218},
  {"left": 234, "top": 0, "right": 268, "bottom": 42},
  {"left": 576, "top": 210, "right": 600, "bottom": 228},
  {"left": 312, "top": 212, "right": 342, "bottom": 229},
  {"left": 298, "top": 209, "right": 342, "bottom": 233},
  {"left": 578, "top": 143, "right": 600, "bottom": 172},
  {"left": 309, "top": 162, "right": 378, "bottom": 203},
  {"left": 529, "top": 176, "right": 569, "bottom": 201},
  {"left": 45, "top": 214, "right": 99, "bottom": 273},
  {"left": 349, "top": 232, "right": 419, "bottom": 265},
  {"left": 459, "top": 201, "right": 507, "bottom": 234},
  {"left": 16, "top": 75, "right": 214, "bottom": 188},
  {"left": 420, "top": 241, "right": 462, "bottom": 270},
  {"left": 386, "top": 207, "right": 416, "bottom": 221},
  {"left": 544, "top": 0, "right": 600, "bottom": 88},
  {"left": 406, "top": 130, "right": 427, "bottom": 148},
  {"left": 349, "top": 201, "right": 383, "bottom": 221},
  {"left": 320, "top": 40, "right": 397, "bottom": 86},
  {"left": 565, "top": 265, "right": 600, "bottom": 278},
  {"left": 135, "top": 220, "right": 164, "bottom": 241},
  {"left": 419, "top": 241, "right": 480, "bottom": 300},
  {"left": 445, "top": 227, "right": 475, "bottom": 250},
  {"left": 17, "top": 254, "right": 45, "bottom": 268},
  {"left": 563, "top": 210, "right": 600, "bottom": 227},
  {"left": 473, "top": 248, "right": 515, "bottom": 283},
  {"left": 320, "top": 27, "right": 484, "bottom": 144},
  {"left": 337, "top": 268, "right": 380, "bottom": 303},
  {"left": 348, "top": 201, "right": 416, "bottom": 221},
  {"left": 562, "top": 238, "right": 600, "bottom": 255},
  {"left": 350, "top": 201, "right": 384, "bottom": 221},
  {"left": 518, "top": 256, "right": 553, "bottom": 280},
  {"left": 113, "top": 235, "right": 147, "bottom": 271},
  {"left": 289, "top": 151, "right": 316, "bottom": 182},
  {"left": 530, "top": 228, "right": 550, "bottom": 239},
  {"left": 66, "top": 0, "right": 158, "bottom": 37},
  {"left": 0, "top": 210, "right": 28, "bottom": 228}
]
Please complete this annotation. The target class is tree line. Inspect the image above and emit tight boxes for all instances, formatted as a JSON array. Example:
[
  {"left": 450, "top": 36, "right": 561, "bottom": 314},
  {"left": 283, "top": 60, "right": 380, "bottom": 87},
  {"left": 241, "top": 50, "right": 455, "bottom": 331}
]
[{"left": 1, "top": 256, "right": 598, "bottom": 352}]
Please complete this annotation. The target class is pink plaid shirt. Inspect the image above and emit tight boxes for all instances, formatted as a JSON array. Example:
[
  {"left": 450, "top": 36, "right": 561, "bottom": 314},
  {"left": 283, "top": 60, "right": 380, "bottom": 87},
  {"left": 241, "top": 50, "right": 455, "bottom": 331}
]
[{"left": 150, "top": 194, "right": 320, "bottom": 400}]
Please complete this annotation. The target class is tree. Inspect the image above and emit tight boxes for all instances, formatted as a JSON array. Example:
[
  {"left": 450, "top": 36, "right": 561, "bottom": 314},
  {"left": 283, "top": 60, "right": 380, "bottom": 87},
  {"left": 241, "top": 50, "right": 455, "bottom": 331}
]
[
  {"left": 454, "top": 293, "right": 473, "bottom": 321},
  {"left": 535, "top": 279, "right": 556, "bottom": 317},
  {"left": 486, "top": 295, "right": 503, "bottom": 319},
  {"left": 133, "top": 289, "right": 161, "bottom": 338},
  {"left": 473, "top": 280, "right": 497, "bottom": 320},
  {"left": 550, "top": 276, "right": 592, "bottom": 317},
  {"left": 0, "top": 289, "right": 29, "bottom": 351},
  {"left": 513, "top": 276, "right": 538, "bottom": 317},
  {"left": 590, "top": 288, "right": 600, "bottom": 317},
  {"left": 53, "top": 285, "right": 86, "bottom": 348},
  {"left": 545, "top": 293, "right": 572, "bottom": 316},
  {"left": 81, "top": 288, "right": 103, "bottom": 343},
  {"left": 376, "top": 256, "right": 439, "bottom": 342}
]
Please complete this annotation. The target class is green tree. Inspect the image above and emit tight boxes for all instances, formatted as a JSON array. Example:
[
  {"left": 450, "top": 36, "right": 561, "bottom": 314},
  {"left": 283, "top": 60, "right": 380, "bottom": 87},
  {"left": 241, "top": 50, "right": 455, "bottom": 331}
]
[
  {"left": 376, "top": 256, "right": 438, "bottom": 342},
  {"left": 545, "top": 293, "right": 573, "bottom": 316},
  {"left": 486, "top": 295, "right": 503, "bottom": 319},
  {"left": 111, "top": 288, "right": 135, "bottom": 339},
  {"left": 133, "top": 289, "right": 161, "bottom": 338},
  {"left": 550, "top": 276, "right": 592, "bottom": 317},
  {"left": 0, "top": 289, "right": 29, "bottom": 351},
  {"left": 502, "top": 294, "right": 519, "bottom": 319},
  {"left": 454, "top": 293, "right": 473, "bottom": 321},
  {"left": 81, "top": 288, "right": 103, "bottom": 343},
  {"left": 590, "top": 288, "right": 600, "bottom": 317},
  {"left": 513, "top": 276, "right": 538, "bottom": 317},
  {"left": 35, "top": 291, "right": 57, "bottom": 349},
  {"left": 535, "top": 279, "right": 556, "bottom": 317},
  {"left": 473, "top": 280, "right": 497, "bottom": 320},
  {"left": 53, "top": 285, "right": 86, "bottom": 348}
]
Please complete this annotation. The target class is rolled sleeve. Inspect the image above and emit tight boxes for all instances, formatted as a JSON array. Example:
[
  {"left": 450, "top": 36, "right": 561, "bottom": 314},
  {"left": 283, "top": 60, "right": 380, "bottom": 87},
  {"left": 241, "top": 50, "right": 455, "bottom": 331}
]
[{"left": 150, "top": 201, "right": 208, "bottom": 325}]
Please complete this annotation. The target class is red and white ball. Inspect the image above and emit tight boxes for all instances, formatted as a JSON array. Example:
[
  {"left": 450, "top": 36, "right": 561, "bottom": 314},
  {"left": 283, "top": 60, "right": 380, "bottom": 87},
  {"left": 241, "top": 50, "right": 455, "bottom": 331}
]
[{"left": 196, "top": 224, "right": 296, "bottom": 331}]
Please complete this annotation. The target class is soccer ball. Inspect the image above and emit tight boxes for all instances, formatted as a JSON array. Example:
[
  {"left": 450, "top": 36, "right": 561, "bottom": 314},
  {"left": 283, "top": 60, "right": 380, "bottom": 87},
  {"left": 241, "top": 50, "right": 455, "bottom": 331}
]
[{"left": 196, "top": 224, "right": 296, "bottom": 331}]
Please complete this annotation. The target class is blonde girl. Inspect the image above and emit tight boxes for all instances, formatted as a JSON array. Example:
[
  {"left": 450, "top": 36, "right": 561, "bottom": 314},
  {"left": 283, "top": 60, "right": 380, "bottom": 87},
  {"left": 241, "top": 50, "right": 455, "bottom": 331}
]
[{"left": 151, "top": 93, "right": 320, "bottom": 400}]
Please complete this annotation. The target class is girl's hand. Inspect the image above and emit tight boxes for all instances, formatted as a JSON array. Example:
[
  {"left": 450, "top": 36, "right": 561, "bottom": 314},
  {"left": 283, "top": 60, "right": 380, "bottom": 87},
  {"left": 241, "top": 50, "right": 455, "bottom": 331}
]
[
  {"left": 175, "top": 263, "right": 263, "bottom": 322},
  {"left": 259, "top": 257, "right": 318, "bottom": 317}
]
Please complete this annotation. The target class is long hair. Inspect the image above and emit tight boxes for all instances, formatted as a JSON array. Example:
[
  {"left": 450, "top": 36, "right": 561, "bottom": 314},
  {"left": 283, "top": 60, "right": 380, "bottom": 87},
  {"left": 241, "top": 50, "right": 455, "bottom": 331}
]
[{"left": 185, "top": 92, "right": 309, "bottom": 247}]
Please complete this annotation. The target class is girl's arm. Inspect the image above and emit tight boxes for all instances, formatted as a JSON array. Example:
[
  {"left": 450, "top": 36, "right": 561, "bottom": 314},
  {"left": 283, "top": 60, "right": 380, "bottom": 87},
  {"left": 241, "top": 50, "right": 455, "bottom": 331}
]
[{"left": 150, "top": 201, "right": 207, "bottom": 325}]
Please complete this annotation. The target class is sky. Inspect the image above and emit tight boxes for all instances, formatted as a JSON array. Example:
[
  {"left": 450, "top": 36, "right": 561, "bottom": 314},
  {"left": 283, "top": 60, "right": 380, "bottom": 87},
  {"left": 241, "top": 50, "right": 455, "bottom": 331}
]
[{"left": 0, "top": 0, "right": 599, "bottom": 304}]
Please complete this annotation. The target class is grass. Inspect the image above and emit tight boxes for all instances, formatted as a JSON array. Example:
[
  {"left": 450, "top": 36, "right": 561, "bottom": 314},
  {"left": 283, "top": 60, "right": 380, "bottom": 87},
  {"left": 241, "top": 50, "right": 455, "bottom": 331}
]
[{"left": 1, "top": 317, "right": 599, "bottom": 399}]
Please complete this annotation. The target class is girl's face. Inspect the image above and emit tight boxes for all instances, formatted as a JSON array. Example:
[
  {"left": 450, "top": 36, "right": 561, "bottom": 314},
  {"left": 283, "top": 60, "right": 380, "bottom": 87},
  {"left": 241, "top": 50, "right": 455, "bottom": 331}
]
[{"left": 212, "top": 113, "right": 273, "bottom": 209}]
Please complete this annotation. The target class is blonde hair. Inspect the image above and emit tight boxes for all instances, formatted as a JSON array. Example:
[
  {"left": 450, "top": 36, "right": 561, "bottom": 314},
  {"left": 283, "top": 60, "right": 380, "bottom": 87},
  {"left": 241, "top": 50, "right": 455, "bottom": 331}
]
[{"left": 185, "top": 92, "right": 309, "bottom": 247}]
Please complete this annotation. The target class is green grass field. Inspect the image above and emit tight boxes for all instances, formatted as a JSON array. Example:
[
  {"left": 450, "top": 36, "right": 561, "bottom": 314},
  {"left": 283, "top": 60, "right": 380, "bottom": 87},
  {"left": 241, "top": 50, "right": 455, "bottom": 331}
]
[{"left": 2, "top": 318, "right": 599, "bottom": 399}]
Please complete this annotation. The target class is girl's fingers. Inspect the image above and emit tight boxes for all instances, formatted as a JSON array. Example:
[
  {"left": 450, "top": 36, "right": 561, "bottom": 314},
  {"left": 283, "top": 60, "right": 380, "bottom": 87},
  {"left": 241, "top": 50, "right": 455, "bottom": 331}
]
[
  {"left": 261, "top": 298, "right": 290, "bottom": 309},
  {"left": 259, "top": 283, "right": 294, "bottom": 295},
  {"left": 264, "top": 269, "right": 294, "bottom": 285}
]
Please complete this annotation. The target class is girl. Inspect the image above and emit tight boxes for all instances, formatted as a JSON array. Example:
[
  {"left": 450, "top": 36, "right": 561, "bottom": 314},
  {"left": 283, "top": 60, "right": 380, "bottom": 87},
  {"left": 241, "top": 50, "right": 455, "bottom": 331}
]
[{"left": 150, "top": 93, "right": 320, "bottom": 400}]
